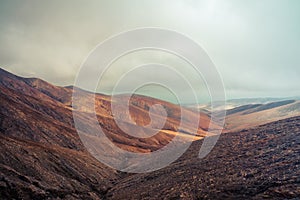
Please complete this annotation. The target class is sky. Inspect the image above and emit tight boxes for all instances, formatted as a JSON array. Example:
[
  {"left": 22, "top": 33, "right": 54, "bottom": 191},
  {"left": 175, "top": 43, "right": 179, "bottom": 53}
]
[{"left": 0, "top": 0, "right": 299, "bottom": 103}]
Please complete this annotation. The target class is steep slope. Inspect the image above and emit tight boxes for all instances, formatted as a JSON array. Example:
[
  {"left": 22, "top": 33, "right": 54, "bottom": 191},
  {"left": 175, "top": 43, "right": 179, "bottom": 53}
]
[
  {"left": 0, "top": 68, "right": 215, "bottom": 199},
  {"left": 0, "top": 69, "right": 119, "bottom": 199},
  {"left": 107, "top": 116, "right": 300, "bottom": 199},
  {"left": 0, "top": 134, "right": 119, "bottom": 199},
  {"left": 0, "top": 68, "right": 214, "bottom": 153}
]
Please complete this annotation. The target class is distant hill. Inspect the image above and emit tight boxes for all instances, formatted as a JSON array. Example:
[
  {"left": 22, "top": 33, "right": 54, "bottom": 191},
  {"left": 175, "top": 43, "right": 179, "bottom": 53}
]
[
  {"left": 188, "top": 97, "right": 300, "bottom": 111},
  {"left": 186, "top": 96, "right": 300, "bottom": 132},
  {"left": 224, "top": 100, "right": 300, "bottom": 132}
]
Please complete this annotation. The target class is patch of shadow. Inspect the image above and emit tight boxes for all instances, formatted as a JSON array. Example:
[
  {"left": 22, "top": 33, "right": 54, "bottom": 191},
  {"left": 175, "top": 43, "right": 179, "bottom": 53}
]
[
  {"left": 243, "top": 100, "right": 296, "bottom": 115},
  {"left": 278, "top": 101, "right": 300, "bottom": 113},
  {"left": 226, "top": 104, "right": 262, "bottom": 116}
]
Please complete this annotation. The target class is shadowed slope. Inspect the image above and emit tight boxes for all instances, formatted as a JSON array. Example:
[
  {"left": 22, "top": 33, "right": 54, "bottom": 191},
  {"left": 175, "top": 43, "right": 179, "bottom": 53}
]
[{"left": 107, "top": 116, "right": 300, "bottom": 199}]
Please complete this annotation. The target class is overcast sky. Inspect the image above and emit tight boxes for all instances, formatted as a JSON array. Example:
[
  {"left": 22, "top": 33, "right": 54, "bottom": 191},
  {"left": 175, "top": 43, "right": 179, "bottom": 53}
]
[{"left": 0, "top": 0, "right": 299, "bottom": 103}]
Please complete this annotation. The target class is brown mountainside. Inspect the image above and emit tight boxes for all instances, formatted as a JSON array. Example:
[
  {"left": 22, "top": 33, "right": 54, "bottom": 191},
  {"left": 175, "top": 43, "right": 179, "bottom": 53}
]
[{"left": 0, "top": 68, "right": 299, "bottom": 199}]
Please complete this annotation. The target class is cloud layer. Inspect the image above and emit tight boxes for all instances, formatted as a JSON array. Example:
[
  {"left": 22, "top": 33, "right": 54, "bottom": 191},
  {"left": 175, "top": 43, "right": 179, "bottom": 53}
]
[{"left": 0, "top": 0, "right": 299, "bottom": 103}]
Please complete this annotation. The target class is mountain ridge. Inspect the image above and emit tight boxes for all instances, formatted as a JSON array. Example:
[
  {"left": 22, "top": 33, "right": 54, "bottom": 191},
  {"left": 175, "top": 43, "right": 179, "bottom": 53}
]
[{"left": 0, "top": 68, "right": 299, "bottom": 199}]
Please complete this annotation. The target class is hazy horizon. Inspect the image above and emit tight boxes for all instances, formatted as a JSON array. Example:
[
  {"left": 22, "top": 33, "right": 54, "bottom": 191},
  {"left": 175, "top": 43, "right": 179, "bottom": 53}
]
[{"left": 1, "top": 67, "right": 299, "bottom": 106}]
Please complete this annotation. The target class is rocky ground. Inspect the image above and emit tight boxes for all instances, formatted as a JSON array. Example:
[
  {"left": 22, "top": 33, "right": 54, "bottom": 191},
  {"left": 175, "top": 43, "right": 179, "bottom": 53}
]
[
  {"left": 107, "top": 116, "right": 300, "bottom": 199},
  {"left": 0, "top": 68, "right": 299, "bottom": 199}
]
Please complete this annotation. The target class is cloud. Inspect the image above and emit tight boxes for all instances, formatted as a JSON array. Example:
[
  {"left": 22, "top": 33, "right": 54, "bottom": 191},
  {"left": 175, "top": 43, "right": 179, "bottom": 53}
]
[{"left": 0, "top": 0, "right": 299, "bottom": 102}]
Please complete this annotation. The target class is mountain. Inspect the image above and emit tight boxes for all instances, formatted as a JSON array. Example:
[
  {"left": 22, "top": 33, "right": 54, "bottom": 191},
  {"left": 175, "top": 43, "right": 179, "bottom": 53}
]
[
  {"left": 189, "top": 97, "right": 300, "bottom": 112},
  {"left": 224, "top": 100, "right": 300, "bottom": 132},
  {"left": 0, "top": 68, "right": 214, "bottom": 153},
  {"left": 0, "top": 68, "right": 299, "bottom": 199},
  {"left": 0, "top": 68, "right": 213, "bottom": 199}
]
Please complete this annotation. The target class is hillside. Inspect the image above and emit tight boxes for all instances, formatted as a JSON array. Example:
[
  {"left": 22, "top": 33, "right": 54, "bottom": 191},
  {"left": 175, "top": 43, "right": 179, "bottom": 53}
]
[
  {"left": 0, "top": 68, "right": 213, "bottom": 153},
  {"left": 224, "top": 100, "right": 300, "bottom": 132},
  {"left": 107, "top": 116, "right": 300, "bottom": 199},
  {"left": 0, "top": 68, "right": 212, "bottom": 199},
  {"left": 0, "top": 68, "right": 299, "bottom": 199}
]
